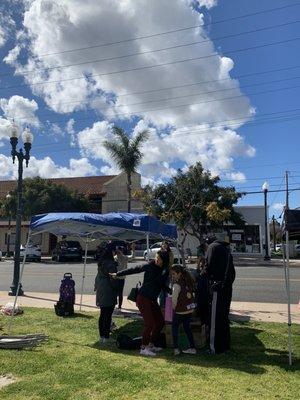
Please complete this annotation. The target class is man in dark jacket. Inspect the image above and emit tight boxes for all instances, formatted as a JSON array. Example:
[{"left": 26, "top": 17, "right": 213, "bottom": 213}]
[{"left": 206, "top": 232, "right": 235, "bottom": 354}]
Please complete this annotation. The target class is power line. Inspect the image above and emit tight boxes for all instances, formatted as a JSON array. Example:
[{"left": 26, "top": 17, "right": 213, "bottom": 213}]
[
  {"left": 5, "top": 20, "right": 300, "bottom": 78},
  {"left": 2, "top": 36, "right": 300, "bottom": 91},
  {"left": 37, "top": 3, "right": 300, "bottom": 57},
  {"left": 29, "top": 112, "right": 300, "bottom": 152},
  {"left": 6, "top": 75, "right": 300, "bottom": 122}
]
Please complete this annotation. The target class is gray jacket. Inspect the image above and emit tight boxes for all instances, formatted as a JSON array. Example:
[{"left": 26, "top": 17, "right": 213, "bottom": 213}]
[{"left": 95, "top": 258, "right": 118, "bottom": 307}]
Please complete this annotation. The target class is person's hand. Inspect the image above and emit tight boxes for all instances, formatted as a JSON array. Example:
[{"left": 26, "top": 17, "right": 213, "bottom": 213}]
[{"left": 109, "top": 273, "right": 117, "bottom": 279}]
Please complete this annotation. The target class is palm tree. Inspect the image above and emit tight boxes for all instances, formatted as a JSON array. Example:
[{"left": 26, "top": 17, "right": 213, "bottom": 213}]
[{"left": 103, "top": 126, "right": 149, "bottom": 212}]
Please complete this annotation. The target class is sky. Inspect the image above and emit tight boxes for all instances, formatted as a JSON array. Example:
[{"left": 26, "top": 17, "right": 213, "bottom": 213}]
[{"left": 0, "top": 0, "right": 299, "bottom": 221}]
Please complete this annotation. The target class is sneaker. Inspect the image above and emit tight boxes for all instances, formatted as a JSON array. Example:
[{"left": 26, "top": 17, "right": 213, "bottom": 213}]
[
  {"left": 174, "top": 348, "right": 181, "bottom": 356},
  {"left": 140, "top": 347, "right": 156, "bottom": 357},
  {"left": 182, "top": 348, "right": 197, "bottom": 355}
]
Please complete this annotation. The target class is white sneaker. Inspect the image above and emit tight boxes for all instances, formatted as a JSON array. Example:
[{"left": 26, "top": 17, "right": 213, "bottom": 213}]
[
  {"left": 182, "top": 348, "right": 197, "bottom": 355},
  {"left": 174, "top": 348, "right": 181, "bottom": 356},
  {"left": 140, "top": 347, "right": 156, "bottom": 357}
]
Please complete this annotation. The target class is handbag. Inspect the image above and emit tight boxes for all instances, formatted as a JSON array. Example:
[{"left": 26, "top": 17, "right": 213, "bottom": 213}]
[{"left": 127, "top": 281, "right": 141, "bottom": 302}]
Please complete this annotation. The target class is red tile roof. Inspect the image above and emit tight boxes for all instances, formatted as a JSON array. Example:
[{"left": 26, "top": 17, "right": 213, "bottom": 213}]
[{"left": 0, "top": 175, "right": 116, "bottom": 198}]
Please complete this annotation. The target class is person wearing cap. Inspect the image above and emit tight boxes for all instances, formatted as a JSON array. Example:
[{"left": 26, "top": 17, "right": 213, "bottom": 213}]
[
  {"left": 110, "top": 250, "right": 170, "bottom": 357},
  {"left": 206, "top": 232, "right": 235, "bottom": 354}
]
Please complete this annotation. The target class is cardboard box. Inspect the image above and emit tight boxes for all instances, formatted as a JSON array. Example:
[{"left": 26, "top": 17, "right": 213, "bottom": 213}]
[{"left": 164, "top": 319, "right": 207, "bottom": 349}]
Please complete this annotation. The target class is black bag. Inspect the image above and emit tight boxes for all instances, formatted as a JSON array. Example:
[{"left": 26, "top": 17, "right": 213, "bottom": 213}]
[
  {"left": 127, "top": 281, "right": 141, "bottom": 302},
  {"left": 54, "top": 301, "right": 74, "bottom": 317},
  {"left": 116, "top": 334, "right": 142, "bottom": 350}
]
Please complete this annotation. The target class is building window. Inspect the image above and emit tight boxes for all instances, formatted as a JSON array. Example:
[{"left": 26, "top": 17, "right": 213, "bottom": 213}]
[{"left": 226, "top": 225, "right": 261, "bottom": 253}]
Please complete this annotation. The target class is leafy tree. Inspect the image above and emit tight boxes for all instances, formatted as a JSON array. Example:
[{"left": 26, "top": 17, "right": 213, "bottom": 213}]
[
  {"left": 0, "top": 177, "right": 89, "bottom": 219},
  {"left": 103, "top": 126, "right": 149, "bottom": 212},
  {"left": 135, "top": 162, "right": 244, "bottom": 251}
]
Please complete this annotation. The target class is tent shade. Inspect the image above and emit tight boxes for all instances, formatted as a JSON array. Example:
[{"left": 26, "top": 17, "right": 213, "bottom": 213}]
[
  {"left": 283, "top": 209, "right": 300, "bottom": 238},
  {"left": 30, "top": 212, "right": 178, "bottom": 240}
]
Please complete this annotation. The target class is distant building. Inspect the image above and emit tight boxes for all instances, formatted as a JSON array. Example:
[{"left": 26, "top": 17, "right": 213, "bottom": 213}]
[
  {"left": 0, "top": 172, "right": 142, "bottom": 254},
  {"left": 181, "top": 205, "right": 269, "bottom": 256}
]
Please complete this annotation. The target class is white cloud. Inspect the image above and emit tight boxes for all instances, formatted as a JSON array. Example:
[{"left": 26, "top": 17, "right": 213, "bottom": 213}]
[
  {"left": 0, "top": 95, "right": 39, "bottom": 127},
  {"left": 0, "top": 13, "right": 15, "bottom": 48},
  {"left": 0, "top": 154, "right": 98, "bottom": 179},
  {"left": 272, "top": 202, "right": 285, "bottom": 212},
  {"left": 5, "top": 0, "right": 255, "bottom": 182}
]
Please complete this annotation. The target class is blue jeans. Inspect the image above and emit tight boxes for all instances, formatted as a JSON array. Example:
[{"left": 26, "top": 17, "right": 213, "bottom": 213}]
[{"left": 172, "top": 313, "right": 195, "bottom": 349}]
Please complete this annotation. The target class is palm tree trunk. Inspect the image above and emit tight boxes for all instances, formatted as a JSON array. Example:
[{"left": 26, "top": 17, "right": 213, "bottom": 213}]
[{"left": 127, "top": 172, "right": 132, "bottom": 213}]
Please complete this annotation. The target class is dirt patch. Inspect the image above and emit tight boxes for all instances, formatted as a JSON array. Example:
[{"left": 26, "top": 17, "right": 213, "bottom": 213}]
[{"left": 0, "top": 375, "right": 15, "bottom": 389}]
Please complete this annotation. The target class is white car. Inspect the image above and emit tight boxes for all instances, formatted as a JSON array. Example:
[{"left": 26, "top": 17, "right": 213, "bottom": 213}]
[
  {"left": 19, "top": 244, "right": 41, "bottom": 262},
  {"left": 143, "top": 242, "right": 182, "bottom": 263}
]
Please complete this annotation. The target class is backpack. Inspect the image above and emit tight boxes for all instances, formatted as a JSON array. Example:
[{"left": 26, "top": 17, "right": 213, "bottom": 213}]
[
  {"left": 59, "top": 273, "right": 75, "bottom": 304},
  {"left": 116, "top": 334, "right": 142, "bottom": 350},
  {"left": 54, "top": 273, "right": 75, "bottom": 317}
]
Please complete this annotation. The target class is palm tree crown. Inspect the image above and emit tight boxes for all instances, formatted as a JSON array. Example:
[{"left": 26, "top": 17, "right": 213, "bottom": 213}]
[{"left": 103, "top": 126, "right": 149, "bottom": 212}]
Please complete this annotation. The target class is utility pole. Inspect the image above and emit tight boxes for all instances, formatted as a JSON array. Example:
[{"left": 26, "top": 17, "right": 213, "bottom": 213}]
[
  {"left": 285, "top": 170, "right": 289, "bottom": 210},
  {"left": 272, "top": 215, "right": 276, "bottom": 252}
]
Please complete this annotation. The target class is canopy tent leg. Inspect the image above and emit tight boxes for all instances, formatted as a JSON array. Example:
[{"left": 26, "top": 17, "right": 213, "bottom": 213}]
[
  {"left": 79, "top": 239, "right": 89, "bottom": 312},
  {"left": 146, "top": 233, "right": 150, "bottom": 262},
  {"left": 284, "top": 231, "right": 293, "bottom": 366},
  {"left": 8, "top": 231, "right": 32, "bottom": 334}
]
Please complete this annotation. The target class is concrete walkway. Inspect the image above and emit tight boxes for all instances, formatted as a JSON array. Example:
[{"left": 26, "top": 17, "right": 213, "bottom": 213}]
[{"left": 0, "top": 291, "right": 299, "bottom": 324}]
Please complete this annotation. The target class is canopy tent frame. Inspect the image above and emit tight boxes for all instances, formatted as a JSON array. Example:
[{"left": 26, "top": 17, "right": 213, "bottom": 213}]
[
  {"left": 9, "top": 212, "right": 177, "bottom": 329},
  {"left": 280, "top": 208, "right": 300, "bottom": 366}
]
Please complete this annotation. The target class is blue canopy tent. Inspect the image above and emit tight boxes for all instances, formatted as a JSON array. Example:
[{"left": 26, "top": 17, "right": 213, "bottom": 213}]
[{"left": 11, "top": 212, "right": 178, "bottom": 320}]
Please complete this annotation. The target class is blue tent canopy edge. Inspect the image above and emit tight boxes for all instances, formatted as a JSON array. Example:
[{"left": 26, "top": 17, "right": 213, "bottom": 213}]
[{"left": 29, "top": 212, "right": 178, "bottom": 240}]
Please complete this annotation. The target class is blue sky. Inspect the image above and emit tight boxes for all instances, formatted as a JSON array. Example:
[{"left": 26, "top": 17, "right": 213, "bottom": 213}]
[{"left": 0, "top": 0, "right": 299, "bottom": 221}]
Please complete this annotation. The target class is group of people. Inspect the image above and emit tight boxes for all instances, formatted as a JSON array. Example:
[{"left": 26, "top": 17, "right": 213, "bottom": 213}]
[{"left": 94, "top": 234, "right": 235, "bottom": 357}]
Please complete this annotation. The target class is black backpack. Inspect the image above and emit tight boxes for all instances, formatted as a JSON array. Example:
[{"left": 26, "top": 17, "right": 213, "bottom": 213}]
[{"left": 116, "top": 334, "right": 142, "bottom": 350}]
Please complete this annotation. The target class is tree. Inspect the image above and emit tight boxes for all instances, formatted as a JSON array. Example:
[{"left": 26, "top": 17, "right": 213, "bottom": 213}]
[
  {"left": 135, "top": 162, "right": 244, "bottom": 251},
  {"left": 103, "top": 126, "right": 149, "bottom": 212},
  {"left": 0, "top": 177, "right": 89, "bottom": 219}
]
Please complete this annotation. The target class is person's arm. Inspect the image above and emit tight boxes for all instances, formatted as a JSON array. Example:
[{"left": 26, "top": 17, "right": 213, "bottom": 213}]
[
  {"left": 172, "top": 283, "right": 181, "bottom": 310},
  {"left": 115, "top": 264, "right": 146, "bottom": 277}
]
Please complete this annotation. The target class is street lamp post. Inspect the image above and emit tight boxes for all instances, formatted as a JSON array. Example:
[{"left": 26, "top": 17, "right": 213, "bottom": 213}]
[
  {"left": 262, "top": 181, "right": 270, "bottom": 261},
  {"left": 8, "top": 122, "right": 33, "bottom": 296},
  {"left": 6, "top": 193, "right": 12, "bottom": 258}
]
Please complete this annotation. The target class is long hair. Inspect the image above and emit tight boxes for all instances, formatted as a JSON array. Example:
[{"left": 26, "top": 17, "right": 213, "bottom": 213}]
[
  {"left": 156, "top": 249, "right": 169, "bottom": 269},
  {"left": 171, "top": 264, "right": 195, "bottom": 291}
]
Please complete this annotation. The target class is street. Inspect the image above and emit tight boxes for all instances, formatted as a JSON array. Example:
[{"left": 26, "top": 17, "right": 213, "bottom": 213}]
[{"left": 0, "top": 259, "right": 299, "bottom": 304}]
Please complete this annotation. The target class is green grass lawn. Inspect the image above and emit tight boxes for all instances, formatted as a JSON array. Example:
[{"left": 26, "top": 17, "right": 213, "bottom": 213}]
[{"left": 0, "top": 308, "right": 299, "bottom": 400}]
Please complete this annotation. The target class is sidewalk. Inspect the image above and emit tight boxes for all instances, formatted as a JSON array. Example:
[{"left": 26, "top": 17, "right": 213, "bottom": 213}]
[{"left": 0, "top": 291, "right": 299, "bottom": 324}]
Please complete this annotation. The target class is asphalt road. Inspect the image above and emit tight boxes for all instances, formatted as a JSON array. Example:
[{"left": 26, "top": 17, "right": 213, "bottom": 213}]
[{"left": 0, "top": 259, "right": 299, "bottom": 304}]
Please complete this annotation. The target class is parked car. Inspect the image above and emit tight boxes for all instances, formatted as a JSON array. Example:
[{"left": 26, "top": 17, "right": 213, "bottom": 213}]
[
  {"left": 18, "top": 244, "right": 41, "bottom": 262},
  {"left": 93, "top": 240, "right": 130, "bottom": 260},
  {"left": 143, "top": 242, "right": 182, "bottom": 263},
  {"left": 294, "top": 244, "right": 300, "bottom": 255},
  {"left": 0, "top": 249, "right": 2, "bottom": 261},
  {"left": 52, "top": 240, "right": 83, "bottom": 262}
]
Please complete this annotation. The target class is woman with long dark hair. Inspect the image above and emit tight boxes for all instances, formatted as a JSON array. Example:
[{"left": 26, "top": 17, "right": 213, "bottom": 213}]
[
  {"left": 94, "top": 243, "right": 118, "bottom": 344},
  {"left": 111, "top": 250, "right": 169, "bottom": 357}
]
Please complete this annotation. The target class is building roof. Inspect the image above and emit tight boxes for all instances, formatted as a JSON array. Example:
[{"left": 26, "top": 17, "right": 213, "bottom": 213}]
[{"left": 0, "top": 175, "right": 116, "bottom": 198}]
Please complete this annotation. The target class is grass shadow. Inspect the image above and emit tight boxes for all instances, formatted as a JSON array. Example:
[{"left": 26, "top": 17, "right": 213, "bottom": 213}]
[{"left": 89, "top": 319, "right": 299, "bottom": 375}]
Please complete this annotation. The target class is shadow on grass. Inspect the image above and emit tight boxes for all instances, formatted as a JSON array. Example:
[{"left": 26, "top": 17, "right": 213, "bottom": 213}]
[{"left": 88, "top": 319, "right": 299, "bottom": 374}]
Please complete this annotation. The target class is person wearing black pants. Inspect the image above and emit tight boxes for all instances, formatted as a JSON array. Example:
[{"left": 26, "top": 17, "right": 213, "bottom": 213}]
[
  {"left": 206, "top": 233, "right": 235, "bottom": 354},
  {"left": 117, "top": 279, "right": 125, "bottom": 309},
  {"left": 99, "top": 306, "right": 115, "bottom": 339},
  {"left": 94, "top": 243, "right": 118, "bottom": 344}
]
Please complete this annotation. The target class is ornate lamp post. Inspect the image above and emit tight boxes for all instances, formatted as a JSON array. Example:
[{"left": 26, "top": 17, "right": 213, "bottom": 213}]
[
  {"left": 262, "top": 181, "right": 270, "bottom": 261},
  {"left": 8, "top": 122, "right": 33, "bottom": 296},
  {"left": 5, "top": 193, "right": 12, "bottom": 258}
]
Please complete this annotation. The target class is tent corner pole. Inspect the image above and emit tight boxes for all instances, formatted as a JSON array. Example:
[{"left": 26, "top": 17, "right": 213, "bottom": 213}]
[
  {"left": 146, "top": 233, "right": 150, "bottom": 262},
  {"left": 8, "top": 230, "right": 32, "bottom": 334},
  {"left": 79, "top": 238, "right": 89, "bottom": 312},
  {"left": 285, "top": 230, "right": 293, "bottom": 366}
]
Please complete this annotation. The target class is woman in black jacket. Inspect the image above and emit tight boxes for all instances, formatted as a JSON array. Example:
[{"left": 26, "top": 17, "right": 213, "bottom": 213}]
[
  {"left": 111, "top": 250, "right": 169, "bottom": 357},
  {"left": 94, "top": 243, "right": 118, "bottom": 344}
]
